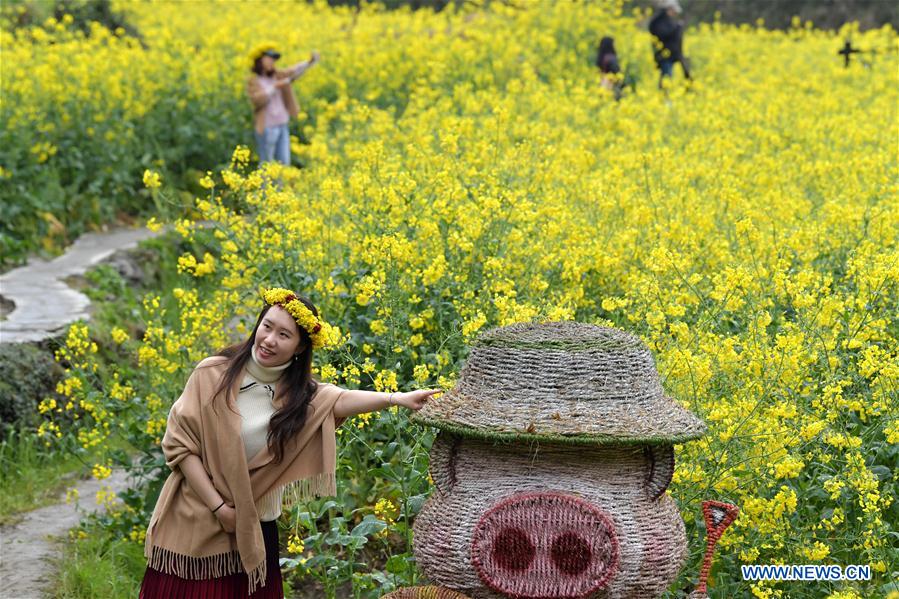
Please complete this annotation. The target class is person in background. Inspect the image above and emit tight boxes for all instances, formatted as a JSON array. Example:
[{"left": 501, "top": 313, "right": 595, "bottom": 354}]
[
  {"left": 649, "top": 0, "right": 691, "bottom": 89},
  {"left": 246, "top": 44, "right": 320, "bottom": 166},
  {"left": 596, "top": 36, "right": 623, "bottom": 99}
]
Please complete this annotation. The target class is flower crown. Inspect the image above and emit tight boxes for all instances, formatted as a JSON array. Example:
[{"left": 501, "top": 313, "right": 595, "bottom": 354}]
[
  {"left": 260, "top": 287, "right": 332, "bottom": 350},
  {"left": 247, "top": 41, "right": 277, "bottom": 71}
]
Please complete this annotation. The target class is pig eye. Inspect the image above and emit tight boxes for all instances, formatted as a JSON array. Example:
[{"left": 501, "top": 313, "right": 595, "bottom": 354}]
[
  {"left": 427, "top": 433, "right": 460, "bottom": 495},
  {"left": 644, "top": 444, "right": 675, "bottom": 501}
]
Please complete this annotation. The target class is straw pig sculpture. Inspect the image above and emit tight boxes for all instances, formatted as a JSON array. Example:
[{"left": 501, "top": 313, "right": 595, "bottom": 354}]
[{"left": 402, "top": 321, "right": 711, "bottom": 599}]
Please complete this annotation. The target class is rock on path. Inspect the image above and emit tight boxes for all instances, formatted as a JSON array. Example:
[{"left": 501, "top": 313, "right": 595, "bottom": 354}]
[
  {"left": 0, "top": 226, "right": 162, "bottom": 344},
  {"left": 0, "top": 468, "right": 132, "bottom": 598}
]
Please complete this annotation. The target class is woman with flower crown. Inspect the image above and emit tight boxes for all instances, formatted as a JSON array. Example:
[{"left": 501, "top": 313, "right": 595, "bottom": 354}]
[{"left": 138, "top": 287, "right": 440, "bottom": 598}]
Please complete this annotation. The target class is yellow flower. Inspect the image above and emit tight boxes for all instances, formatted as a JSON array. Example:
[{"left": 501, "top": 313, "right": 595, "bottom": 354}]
[
  {"left": 38, "top": 397, "right": 57, "bottom": 414},
  {"left": 373, "top": 498, "right": 397, "bottom": 524},
  {"left": 370, "top": 319, "right": 388, "bottom": 335},
  {"left": 246, "top": 40, "right": 278, "bottom": 70},
  {"left": 287, "top": 534, "right": 305, "bottom": 554},
  {"left": 231, "top": 145, "right": 251, "bottom": 165},
  {"left": 413, "top": 363, "right": 430, "bottom": 383},
  {"left": 111, "top": 327, "right": 129, "bottom": 344},
  {"left": 129, "top": 528, "right": 147, "bottom": 544},
  {"left": 461, "top": 311, "right": 487, "bottom": 337},
  {"left": 770, "top": 455, "right": 804, "bottom": 479},
  {"left": 802, "top": 541, "right": 830, "bottom": 560},
  {"left": 65, "top": 487, "right": 80, "bottom": 504},
  {"left": 319, "top": 363, "right": 338, "bottom": 381},
  {"left": 373, "top": 369, "right": 398, "bottom": 393},
  {"left": 95, "top": 485, "right": 118, "bottom": 508},
  {"left": 260, "top": 287, "right": 337, "bottom": 349},
  {"left": 142, "top": 169, "right": 162, "bottom": 189},
  {"left": 885, "top": 420, "right": 899, "bottom": 444},
  {"left": 92, "top": 463, "right": 112, "bottom": 480}
]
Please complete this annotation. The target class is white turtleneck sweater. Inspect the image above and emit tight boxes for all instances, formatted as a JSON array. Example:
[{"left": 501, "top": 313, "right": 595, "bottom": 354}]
[{"left": 239, "top": 343, "right": 292, "bottom": 521}]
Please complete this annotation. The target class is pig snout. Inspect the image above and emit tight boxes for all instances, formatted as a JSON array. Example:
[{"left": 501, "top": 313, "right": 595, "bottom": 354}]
[{"left": 471, "top": 491, "right": 620, "bottom": 598}]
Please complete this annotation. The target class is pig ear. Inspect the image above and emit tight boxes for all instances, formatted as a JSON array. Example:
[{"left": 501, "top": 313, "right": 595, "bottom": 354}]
[
  {"left": 644, "top": 444, "right": 675, "bottom": 501},
  {"left": 428, "top": 433, "right": 461, "bottom": 496}
]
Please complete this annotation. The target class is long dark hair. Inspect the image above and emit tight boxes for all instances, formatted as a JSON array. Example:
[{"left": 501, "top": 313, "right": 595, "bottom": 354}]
[
  {"left": 205, "top": 296, "right": 322, "bottom": 464},
  {"left": 251, "top": 56, "right": 267, "bottom": 75},
  {"left": 597, "top": 36, "right": 616, "bottom": 65}
]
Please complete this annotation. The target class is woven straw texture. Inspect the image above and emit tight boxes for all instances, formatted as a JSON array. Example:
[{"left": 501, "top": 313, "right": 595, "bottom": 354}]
[
  {"left": 412, "top": 321, "right": 706, "bottom": 445},
  {"left": 413, "top": 434, "right": 688, "bottom": 599},
  {"left": 380, "top": 586, "right": 471, "bottom": 599}
]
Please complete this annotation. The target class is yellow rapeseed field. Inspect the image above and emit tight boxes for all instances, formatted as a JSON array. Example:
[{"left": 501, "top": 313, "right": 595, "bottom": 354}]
[{"left": 16, "top": 1, "right": 898, "bottom": 597}]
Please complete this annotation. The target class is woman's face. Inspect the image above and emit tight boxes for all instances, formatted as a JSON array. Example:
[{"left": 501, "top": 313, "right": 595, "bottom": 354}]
[
  {"left": 261, "top": 54, "right": 275, "bottom": 73},
  {"left": 254, "top": 306, "right": 305, "bottom": 366}
]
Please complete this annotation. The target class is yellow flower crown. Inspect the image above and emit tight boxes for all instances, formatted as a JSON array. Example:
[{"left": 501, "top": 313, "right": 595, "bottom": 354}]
[
  {"left": 260, "top": 287, "right": 333, "bottom": 350},
  {"left": 247, "top": 41, "right": 278, "bottom": 71}
]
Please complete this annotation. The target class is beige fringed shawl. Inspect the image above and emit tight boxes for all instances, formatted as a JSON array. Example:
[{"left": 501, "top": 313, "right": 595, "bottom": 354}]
[{"left": 143, "top": 355, "right": 347, "bottom": 593}]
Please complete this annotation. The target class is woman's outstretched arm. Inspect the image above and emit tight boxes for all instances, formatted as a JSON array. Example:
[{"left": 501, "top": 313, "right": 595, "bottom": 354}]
[
  {"left": 286, "top": 51, "right": 320, "bottom": 81},
  {"left": 333, "top": 388, "right": 441, "bottom": 419}
]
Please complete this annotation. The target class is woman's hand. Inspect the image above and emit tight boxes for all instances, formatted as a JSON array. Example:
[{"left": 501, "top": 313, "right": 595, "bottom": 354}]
[
  {"left": 215, "top": 504, "right": 236, "bottom": 533},
  {"left": 392, "top": 389, "right": 442, "bottom": 411}
]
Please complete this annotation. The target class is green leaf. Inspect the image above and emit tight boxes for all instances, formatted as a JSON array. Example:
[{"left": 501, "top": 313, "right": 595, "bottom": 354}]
[
  {"left": 350, "top": 514, "right": 387, "bottom": 538},
  {"left": 316, "top": 499, "right": 340, "bottom": 518},
  {"left": 405, "top": 493, "right": 429, "bottom": 515},
  {"left": 385, "top": 554, "right": 408, "bottom": 574},
  {"left": 870, "top": 465, "right": 892, "bottom": 481}
]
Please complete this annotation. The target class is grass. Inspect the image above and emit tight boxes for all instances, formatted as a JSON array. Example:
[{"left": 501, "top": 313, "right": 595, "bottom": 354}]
[
  {"left": 0, "top": 426, "right": 92, "bottom": 526},
  {"left": 49, "top": 520, "right": 345, "bottom": 598},
  {"left": 50, "top": 522, "right": 147, "bottom": 599}
]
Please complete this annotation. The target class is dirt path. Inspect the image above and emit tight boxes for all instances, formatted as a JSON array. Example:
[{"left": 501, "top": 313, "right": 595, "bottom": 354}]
[
  {"left": 0, "top": 468, "right": 131, "bottom": 598},
  {"left": 0, "top": 225, "right": 161, "bottom": 344}
]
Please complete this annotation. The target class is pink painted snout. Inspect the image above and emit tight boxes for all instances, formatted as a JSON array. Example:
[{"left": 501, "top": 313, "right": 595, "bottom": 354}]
[{"left": 471, "top": 491, "right": 620, "bottom": 598}]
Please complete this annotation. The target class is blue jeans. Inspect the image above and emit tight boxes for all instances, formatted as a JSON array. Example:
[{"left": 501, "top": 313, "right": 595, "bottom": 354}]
[
  {"left": 254, "top": 123, "right": 290, "bottom": 165},
  {"left": 659, "top": 58, "right": 674, "bottom": 77}
]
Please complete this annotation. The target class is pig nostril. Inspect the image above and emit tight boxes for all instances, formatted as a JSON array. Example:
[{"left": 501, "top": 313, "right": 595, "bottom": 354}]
[
  {"left": 492, "top": 526, "right": 536, "bottom": 572},
  {"left": 551, "top": 531, "right": 592, "bottom": 575}
]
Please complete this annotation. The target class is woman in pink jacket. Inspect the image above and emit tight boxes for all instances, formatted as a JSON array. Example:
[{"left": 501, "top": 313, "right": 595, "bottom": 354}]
[{"left": 246, "top": 45, "right": 320, "bottom": 165}]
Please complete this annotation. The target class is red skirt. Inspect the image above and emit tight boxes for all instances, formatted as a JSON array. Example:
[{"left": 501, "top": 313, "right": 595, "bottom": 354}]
[{"left": 139, "top": 520, "right": 283, "bottom": 599}]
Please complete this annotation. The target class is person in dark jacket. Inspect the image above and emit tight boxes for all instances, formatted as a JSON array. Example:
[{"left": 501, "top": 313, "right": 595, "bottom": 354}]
[
  {"left": 597, "top": 36, "right": 621, "bottom": 75},
  {"left": 649, "top": 0, "right": 691, "bottom": 88},
  {"left": 596, "top": 36, "right": 624, "bottom": 99}
]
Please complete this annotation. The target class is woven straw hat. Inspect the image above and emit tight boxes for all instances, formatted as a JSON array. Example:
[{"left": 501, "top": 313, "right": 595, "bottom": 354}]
[{"left": 413, "top": 321, "right": 706, "bottom": 445}]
